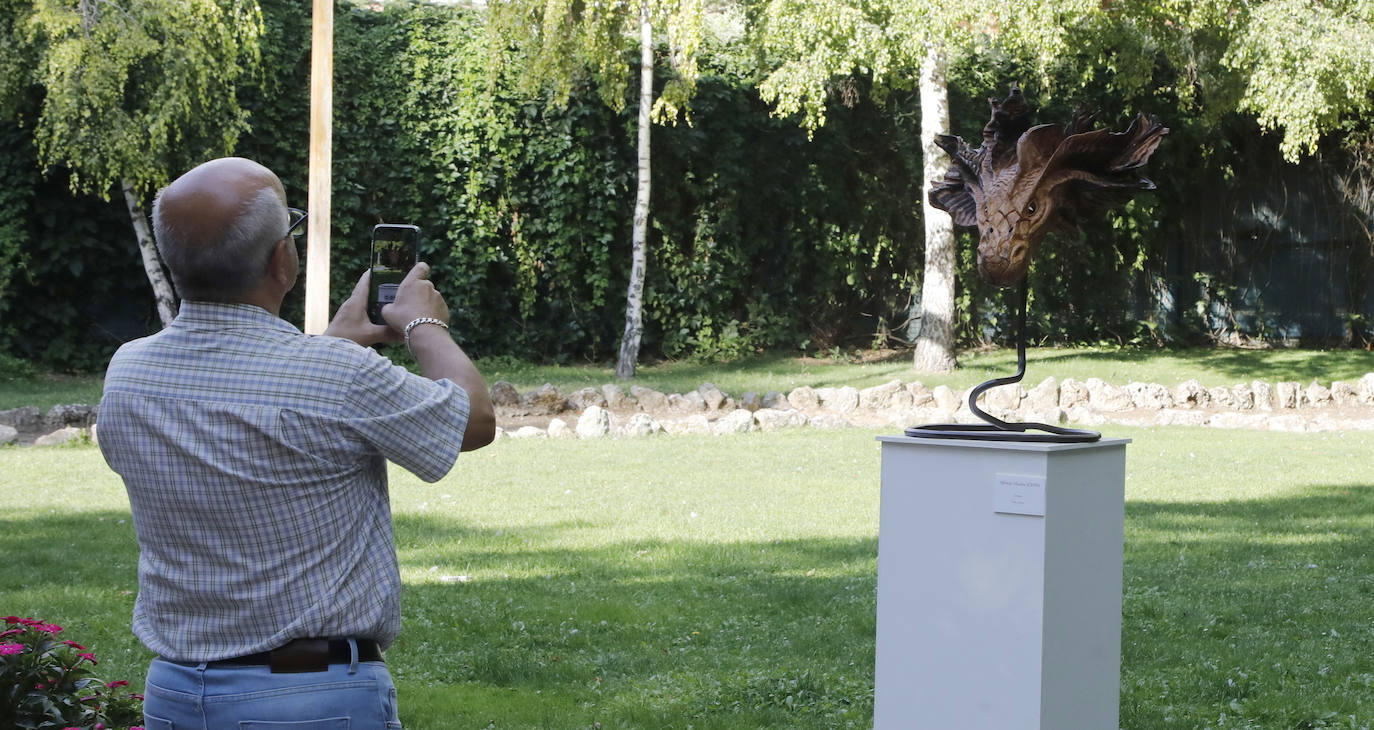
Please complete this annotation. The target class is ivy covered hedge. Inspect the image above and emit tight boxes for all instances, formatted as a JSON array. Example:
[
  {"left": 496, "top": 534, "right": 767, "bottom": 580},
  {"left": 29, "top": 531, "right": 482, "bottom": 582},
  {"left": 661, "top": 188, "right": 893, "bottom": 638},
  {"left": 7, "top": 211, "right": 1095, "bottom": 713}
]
[{"left": 1, "top": 1, "right": 1368, "bottom": 372}]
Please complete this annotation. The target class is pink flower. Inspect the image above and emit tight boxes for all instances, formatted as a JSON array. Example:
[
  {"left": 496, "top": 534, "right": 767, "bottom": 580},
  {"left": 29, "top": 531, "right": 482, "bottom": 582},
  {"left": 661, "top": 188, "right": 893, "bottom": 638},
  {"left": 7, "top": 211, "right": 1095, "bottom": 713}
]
[
  {"left": 35, "top": 623, "right": 62, "bottom": 634},
  {"left": 0, "top": 628, "right": 22, "bottom": 638},
  {"left": 77, "top": 652, "right": 98, "bottom": 664},
  {"left": 2, "top": 616, "right": 20, "bottom": 623},
  {"left": 62, "top": 640, "right": 87, "bottom": 650},
  {"left": 0, "top": 643, "right": 24, "bottom": 655},
  {"left": 131, "top": 693, "right": 144, "bottom": 701},
  {"left": 106, "top": 679, "right": 129, "bottom": 688}
]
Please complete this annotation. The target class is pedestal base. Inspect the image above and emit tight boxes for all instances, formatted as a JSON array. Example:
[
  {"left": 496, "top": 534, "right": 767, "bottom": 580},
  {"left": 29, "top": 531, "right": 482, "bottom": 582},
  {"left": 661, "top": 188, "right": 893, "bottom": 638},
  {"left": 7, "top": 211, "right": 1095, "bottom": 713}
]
[{"left": 874, "top": 435, "right": 1129, "bottom": 729}]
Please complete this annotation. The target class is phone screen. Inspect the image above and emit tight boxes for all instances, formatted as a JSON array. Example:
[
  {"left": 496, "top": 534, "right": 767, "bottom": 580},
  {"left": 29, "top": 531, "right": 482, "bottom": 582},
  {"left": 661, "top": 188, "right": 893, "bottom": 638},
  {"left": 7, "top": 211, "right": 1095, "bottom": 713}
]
[{"left": 368, "top": 224, "right": 421, "bottom": 325}]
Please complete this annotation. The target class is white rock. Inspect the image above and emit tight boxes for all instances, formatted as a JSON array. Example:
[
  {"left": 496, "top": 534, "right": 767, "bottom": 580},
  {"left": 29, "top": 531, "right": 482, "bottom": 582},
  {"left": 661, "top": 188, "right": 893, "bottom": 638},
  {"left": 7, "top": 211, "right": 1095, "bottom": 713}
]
[
  {"left": 547, "top": 419, "right": 574, "bottom": 438},
  {"left": 1231, "top": 383, "right": 1255, "bottom": 410},
  {"left": 601, "top": 384, "right": 632, "bottom": 409},
  {"left": 761, "top": 391, "right": 788, "bottom": 409},
  {"left": 566, "top": 387, "right": 607, "bottom": 410},
  {"left": 1125, "top": 382, "right": 1174, "bottom": 410},
  {"left": 1175, "top": 380, "right": 1209, "bottom": 409},
  {"left": 931, "top": 385, "right": 961, "bottom": 414},
  {"left": 980, "top": 383, "right": 1023, "bottom": 413},
  {"left": 682, "top": 414, "right": 713, "bottom": 434},
  {"left": 1332, "top": 381, "right": 1360, "bottom": 406},
  {"left": 712, "top": 409, "right": 756, "bottom": 435},
  {"left": 1025, "top": 377, "right": 1059, "bottom": 412},
  {"left": 787, "top": 386, "right": 820, "bottom": 411},
  {"left": 1021, "top": 407, "right": 1066, "bottom": 426},
  {"left": 698, "top": 383, "right": 728, "bottom": 410},
  {"left": 858, "top": 380, "right": 904, "bottom": 411},
  {"left": 816, "top": 386, "right": 859, "bottom": 413},
  {"left": 510, "top": 426, "right": 546, "bottom": 439},
  {"left": 1207, "top": 386, "right": 1234, "bottom": 408},
  {"left": 1251, "top": 380, "right": 1274, "bottom": 411},
  {"left": 629, "top": 386, "right": 668, "bottom": 412},
  {"left": 575, "top": 405, "right": 612, "bottom": 438},
  {"left": 1059, "top": 378, "right": 1090, "bottom": 409},
  {"left": 622, "top": 413, "right": 665, "bottom": 436},
  {"left": 668, "top": 391, "right": 707, "bottom": 412},
  {"left": 1275, "top": 381, "right": 1301, "bottom": 409},
  {"left": 1305, "top": 381, "right": 1332, "bottom": 407},
  {"left": 753, "top": 408, "right": 809, "bottom": 431},
  {"left": 34, "top": 426, "right": 84, "bottom": 447},
  {"left": 906, "top": 382, "right": 935, "bottom": 407},
  {"left": 1086, "top": 378, "right": 1131, "bottom": 411},
  {"left": 0, "top": 424, "right": 17, "bottom": 445},
  {"left": 1360, "top": 373, "right": 1374, "bottom": 403}
]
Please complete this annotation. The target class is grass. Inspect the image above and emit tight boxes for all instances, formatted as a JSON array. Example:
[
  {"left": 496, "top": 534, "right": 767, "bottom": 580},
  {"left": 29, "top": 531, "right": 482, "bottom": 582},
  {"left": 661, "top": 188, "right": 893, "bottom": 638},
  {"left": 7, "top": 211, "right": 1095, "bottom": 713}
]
[
  {"left": 5, "top": 426, "right": 1374, "bottom": 728},
  {"left": 3, "top": 345, "right": 1372, "bottom": 411}
]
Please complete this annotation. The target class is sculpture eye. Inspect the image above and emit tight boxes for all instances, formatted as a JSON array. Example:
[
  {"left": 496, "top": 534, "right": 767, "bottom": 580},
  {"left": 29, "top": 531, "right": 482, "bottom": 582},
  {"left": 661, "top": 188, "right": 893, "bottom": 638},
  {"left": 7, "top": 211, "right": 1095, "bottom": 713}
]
[{"left": 1025, "top": 201, "right": 1038, "bottom": 216}]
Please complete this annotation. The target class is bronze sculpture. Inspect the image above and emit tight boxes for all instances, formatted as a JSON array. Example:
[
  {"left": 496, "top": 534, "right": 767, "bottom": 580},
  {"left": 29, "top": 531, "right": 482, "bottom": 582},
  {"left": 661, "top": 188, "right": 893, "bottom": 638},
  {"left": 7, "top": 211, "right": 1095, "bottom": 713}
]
[{"left": 908, "top": 84, "right": 1168, "bottom": 442}]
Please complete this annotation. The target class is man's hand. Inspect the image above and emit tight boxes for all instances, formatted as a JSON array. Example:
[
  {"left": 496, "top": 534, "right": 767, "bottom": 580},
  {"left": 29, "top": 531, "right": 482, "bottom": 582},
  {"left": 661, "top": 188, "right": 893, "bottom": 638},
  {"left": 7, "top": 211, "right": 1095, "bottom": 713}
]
[
  {"left": 381, "top": 262, "right": 450, "bottom": 331},
  {"left": 323, "top": 270, "right": 402, "bottom": 347}
]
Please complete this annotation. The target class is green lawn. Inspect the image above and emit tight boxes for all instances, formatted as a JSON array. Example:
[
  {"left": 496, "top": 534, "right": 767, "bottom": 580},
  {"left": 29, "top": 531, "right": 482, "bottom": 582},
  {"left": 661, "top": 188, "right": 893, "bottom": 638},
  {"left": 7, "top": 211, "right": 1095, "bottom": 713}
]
[
  {"left": 4, "top": 426, "right": 1374, "bottom": 728},
  {"left": 4, "top": 345, "right": 1372, "bottom": 411}
]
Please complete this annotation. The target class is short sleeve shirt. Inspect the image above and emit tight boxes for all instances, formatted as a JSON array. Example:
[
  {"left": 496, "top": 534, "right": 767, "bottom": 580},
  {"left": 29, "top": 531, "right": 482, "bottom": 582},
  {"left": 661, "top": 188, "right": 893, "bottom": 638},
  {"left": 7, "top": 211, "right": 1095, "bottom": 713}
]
[{"left": 98, "top": 301, "right": 469, "bottom": 662}]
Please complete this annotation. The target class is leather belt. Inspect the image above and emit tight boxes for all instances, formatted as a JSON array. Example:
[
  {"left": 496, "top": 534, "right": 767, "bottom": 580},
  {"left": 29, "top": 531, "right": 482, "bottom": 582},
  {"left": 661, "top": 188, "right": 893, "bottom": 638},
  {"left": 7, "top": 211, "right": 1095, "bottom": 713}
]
[{"left": 214, "top": 638, "right": 384, "bottom": 673}]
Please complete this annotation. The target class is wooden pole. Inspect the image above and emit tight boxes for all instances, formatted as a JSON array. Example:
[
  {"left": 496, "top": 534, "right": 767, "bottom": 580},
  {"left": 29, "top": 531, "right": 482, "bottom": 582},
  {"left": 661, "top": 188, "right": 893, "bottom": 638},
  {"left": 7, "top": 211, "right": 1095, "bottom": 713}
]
[{"left": 304, "top": 0, "right": 333, "bottom": 334}]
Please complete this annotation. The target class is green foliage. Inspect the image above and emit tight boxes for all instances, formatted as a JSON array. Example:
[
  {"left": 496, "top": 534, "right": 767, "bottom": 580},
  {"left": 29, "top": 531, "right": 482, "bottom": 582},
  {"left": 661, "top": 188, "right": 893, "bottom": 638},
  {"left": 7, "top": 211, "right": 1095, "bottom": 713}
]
[
  {"left": 25, "top": 0, "right": 264, "bottom": 198},
  {"left": 1226, "top": 0, "right": 1374, "bottom": 161},
  {"left": 486, "top": 0, "right": 704, "bottom": 122},
  {"left": 3, "top": 0, "right": 1373, "bottom": 371}
]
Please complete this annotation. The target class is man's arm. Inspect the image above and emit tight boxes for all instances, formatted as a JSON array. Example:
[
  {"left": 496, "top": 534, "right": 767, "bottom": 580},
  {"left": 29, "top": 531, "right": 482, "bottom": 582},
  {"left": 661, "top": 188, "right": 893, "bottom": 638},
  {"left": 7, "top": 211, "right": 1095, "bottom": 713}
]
[{"left": 382, "top": 263, "right": 496, "bottom": 451}]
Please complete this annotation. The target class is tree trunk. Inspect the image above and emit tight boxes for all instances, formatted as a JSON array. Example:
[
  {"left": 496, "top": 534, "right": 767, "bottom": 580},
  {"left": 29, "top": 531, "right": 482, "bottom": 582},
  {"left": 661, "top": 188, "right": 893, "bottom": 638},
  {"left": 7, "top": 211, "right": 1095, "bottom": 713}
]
[
  {"left": 912, "top": 46, "right": 958, "bottom": 373},
  {"left": 122, "top": 179, "right": 178, "bottom": 327},
  {"left": 615, "top": 5, "right": 653, "bottom": 380}
]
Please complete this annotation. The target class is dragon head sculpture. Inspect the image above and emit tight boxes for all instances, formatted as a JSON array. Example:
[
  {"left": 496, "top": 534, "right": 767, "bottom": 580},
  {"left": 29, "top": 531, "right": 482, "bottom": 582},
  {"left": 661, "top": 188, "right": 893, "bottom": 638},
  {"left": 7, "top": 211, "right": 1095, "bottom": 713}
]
[{"left": 929, "top": 84, "right": 1168, "bottom": 287}]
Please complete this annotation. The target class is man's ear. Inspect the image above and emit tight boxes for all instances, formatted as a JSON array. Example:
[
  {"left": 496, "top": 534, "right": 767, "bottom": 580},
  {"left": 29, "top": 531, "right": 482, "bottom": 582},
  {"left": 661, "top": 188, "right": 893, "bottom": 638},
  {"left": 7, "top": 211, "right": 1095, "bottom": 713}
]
[{"left": 268, "top": 237, "right": 296, "bottom": 289}]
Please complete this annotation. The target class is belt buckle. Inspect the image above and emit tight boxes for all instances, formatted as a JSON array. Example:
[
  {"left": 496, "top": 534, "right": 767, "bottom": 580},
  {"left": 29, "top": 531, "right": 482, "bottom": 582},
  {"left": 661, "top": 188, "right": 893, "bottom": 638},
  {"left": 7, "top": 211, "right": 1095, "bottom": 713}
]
[{"left": 268, "top": 638, "right": 329, "bottom": 673}]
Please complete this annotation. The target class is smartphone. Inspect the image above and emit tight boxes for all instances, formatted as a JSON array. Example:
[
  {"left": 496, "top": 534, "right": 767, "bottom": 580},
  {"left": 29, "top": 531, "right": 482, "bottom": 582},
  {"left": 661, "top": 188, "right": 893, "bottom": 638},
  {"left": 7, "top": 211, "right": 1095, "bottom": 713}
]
[{"left": 367, "top": 224, "right": 421, "bottom": 326}]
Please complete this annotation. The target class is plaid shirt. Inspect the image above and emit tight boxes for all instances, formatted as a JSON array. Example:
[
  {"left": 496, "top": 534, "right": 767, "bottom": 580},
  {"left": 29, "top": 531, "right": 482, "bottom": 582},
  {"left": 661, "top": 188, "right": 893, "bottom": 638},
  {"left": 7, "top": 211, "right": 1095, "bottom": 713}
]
[{"left": 98, "top": 301, "right": 469, "bottom": 662}]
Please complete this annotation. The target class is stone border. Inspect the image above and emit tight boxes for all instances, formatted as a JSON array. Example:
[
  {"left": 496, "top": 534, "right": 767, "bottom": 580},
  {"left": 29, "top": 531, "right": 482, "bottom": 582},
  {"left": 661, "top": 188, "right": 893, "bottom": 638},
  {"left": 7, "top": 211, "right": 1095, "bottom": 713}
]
[
  {"left": 487, "top": 374, "right": 1374, "bottom": 439},
  {"left": 5, "top": 373, "right": 1373, "bottom": 446}
]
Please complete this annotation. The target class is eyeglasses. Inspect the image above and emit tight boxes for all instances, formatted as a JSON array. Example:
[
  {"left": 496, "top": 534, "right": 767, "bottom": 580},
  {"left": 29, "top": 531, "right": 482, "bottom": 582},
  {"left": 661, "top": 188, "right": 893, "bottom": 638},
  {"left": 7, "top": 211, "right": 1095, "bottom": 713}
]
[{"left": 285, "top": 207, "right": 308, "bottom": 240}]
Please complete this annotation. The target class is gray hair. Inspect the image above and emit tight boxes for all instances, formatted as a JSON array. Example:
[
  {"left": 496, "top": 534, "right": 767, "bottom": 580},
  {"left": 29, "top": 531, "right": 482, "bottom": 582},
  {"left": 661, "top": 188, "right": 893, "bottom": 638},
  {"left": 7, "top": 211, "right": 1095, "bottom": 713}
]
[{"left": 153, "top": 187, "right": 288, "bottom": 301}]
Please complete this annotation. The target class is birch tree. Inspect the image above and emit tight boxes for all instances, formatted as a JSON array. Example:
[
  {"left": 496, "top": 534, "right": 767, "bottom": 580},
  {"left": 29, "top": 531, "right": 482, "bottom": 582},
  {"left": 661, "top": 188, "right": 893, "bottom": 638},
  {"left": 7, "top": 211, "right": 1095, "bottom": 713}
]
[
  {"left": 752, "top": 0, "right": 1103, "bottom": 371},
  {"left": 24, "top": 0, "right": 263, "bottom": 327},
  {"left": 487, "top": 0, "right": 704, "bottom": 379}
]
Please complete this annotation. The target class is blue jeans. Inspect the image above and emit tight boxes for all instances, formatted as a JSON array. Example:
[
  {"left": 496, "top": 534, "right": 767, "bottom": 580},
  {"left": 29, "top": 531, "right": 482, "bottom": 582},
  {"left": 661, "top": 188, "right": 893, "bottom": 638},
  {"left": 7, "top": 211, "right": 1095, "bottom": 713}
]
[{"left": 142, "top": 641, "right": 402, "bottom": 729}]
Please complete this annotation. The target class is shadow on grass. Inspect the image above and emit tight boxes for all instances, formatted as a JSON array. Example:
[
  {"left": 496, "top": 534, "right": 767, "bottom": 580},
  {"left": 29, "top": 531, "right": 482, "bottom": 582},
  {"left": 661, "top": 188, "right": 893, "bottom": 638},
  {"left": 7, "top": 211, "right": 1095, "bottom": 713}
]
[
  {"left": 389, "top": 512, "right": 877, "bottom": 728},
  {"left": 1121, "top": 483, "right": 1374, "bottom": 728},
  {"left": 1, "top": 507, "right": 878, "bottom": 729}
]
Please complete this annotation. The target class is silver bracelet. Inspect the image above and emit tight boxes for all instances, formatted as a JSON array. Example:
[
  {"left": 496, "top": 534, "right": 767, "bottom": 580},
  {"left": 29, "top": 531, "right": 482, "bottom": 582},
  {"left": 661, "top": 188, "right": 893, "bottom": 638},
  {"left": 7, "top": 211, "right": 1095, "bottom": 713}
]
[{"left": 403, "top": 317, "right": 449, "bottom": 353}]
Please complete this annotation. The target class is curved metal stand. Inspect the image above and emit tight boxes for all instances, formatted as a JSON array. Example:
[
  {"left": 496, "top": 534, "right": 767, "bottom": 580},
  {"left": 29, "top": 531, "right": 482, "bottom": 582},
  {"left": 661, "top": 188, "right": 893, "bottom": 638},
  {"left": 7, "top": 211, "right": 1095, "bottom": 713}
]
[{"left": 905, "top": 282, "right": 1100, "bottom": 443}]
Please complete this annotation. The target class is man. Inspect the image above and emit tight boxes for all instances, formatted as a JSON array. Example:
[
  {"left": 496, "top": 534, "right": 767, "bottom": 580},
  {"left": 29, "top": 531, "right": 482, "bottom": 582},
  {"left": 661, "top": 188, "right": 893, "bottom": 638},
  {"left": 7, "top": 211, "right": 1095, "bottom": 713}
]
[{"left": 98, "top": 157, "right": 495, "bottom": 728}]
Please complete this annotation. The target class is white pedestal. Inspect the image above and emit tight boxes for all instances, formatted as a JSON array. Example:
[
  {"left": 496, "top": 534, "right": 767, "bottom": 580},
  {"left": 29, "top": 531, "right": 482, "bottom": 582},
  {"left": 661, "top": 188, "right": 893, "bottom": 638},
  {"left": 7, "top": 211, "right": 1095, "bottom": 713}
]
[{"left": 874, "top": 435, "right": 1129, "bottom": 730}]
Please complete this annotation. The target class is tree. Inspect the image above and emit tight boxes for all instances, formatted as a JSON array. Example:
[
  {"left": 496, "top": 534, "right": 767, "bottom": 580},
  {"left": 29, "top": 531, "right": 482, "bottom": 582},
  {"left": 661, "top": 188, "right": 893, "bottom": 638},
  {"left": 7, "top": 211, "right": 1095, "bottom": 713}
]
[
  {"left": 486, "top": 0, "right": 705, "bottom": 379},
  {"left": 23, "top": 0, "right": 263, "bottom": 326},
  {"left": 752, "top": 0, "right": 1112, "bottom": 371}
]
